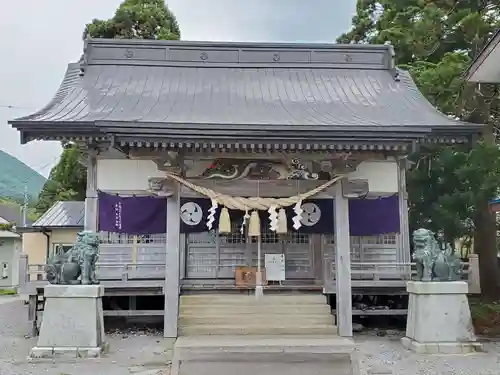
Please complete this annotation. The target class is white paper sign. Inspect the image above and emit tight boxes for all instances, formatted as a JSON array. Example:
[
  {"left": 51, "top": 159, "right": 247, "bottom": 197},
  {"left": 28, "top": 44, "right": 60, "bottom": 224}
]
[{"left": 265, "top": 253, "right": 285, "bottom": 282}]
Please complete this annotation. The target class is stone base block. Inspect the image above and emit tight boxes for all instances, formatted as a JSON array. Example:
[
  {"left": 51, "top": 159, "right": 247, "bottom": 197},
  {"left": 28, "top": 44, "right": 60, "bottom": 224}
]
[
  {"left": 29, "top": 345, "right": 106, "bottom": 360},
  {"left": 171, "top": 336, "right": 362, "bottom": 375},
  {"left": 401, "top": 337, "right": 482, "bottom": 355},
  {"left": 29, "top": 285, "right": 106, "bottom": 360},
  {"left": 404, "top": 281, "right": 482, "bottom": 354}
]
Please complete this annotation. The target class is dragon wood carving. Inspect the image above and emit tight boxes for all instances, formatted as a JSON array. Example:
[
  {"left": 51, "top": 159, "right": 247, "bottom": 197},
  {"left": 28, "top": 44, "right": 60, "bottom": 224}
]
[{"left": 201, "top": 159, "right": 326, "bottom": 180}]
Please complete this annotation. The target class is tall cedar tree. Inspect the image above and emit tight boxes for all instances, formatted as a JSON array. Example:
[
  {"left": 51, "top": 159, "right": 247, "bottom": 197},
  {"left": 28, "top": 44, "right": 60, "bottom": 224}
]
[
  {"left": 36, "top": 0, "right": 180, "bottom": 214},
  {"left": 339, "top": 0, "right": 500, "bottom": 298}
]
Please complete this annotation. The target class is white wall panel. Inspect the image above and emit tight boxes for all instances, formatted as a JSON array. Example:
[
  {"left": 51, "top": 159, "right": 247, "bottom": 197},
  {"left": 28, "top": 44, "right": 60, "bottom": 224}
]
[
  {"left": 348, "top": 160, "right": 398, "bottom": 194},
  {"left": 96, "top": 158, "right": 398, "bottom": 194},
  {"left": 96, "top": 159, "right": 164, "bottom": 191}
]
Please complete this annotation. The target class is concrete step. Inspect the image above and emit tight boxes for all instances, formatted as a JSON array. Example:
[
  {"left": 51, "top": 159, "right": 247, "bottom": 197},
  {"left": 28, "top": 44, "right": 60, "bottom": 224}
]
[
  {"left": 171, "top": 336, "right": 360, "bottom": 375},
  {"left": 178, "top": 294, "right": 336, "bottom": 337},
  {"left": 174, "top": 335, "right": 355, "bottom": 353},
  {"left": 180, "top": 294, "right": 327, "bottom": 306},
  {"left": 179, "top": 314, "right": 335, "bottom": 326},
  {"left": 180, "top": 304, "right": 332, "bottom": 316},
  {"left": 179, "top": 324, "right": 338, "bottom": 336}
]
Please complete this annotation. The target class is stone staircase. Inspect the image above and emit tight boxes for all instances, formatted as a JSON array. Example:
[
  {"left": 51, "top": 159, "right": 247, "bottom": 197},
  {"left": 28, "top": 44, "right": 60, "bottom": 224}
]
[
  {"left": 174, "top": 294, "right": 364, "bottom": 375},
  {"left": 178, "top": 293, "right": 337, "bottom": 336}
]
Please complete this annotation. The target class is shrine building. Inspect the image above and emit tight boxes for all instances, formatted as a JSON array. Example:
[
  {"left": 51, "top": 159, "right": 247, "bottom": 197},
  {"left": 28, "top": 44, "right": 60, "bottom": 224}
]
[{"left": 11, "top": 39, "right": 482, "bottom": 338}]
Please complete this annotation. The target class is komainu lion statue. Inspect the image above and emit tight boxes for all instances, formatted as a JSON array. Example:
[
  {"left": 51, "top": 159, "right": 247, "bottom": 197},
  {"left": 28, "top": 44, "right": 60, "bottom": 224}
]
[
  {"left": 412, "top": 228, "right": 463, "bottom": 282},
  {"left": 45, "top": 231, "right": 100, "bottom": 285}
]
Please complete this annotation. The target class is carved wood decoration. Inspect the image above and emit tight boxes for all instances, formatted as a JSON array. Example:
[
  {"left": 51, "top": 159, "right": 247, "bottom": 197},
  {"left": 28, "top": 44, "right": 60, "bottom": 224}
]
[
  {"left": 142, "top": 151, "right": 380, "bottom": 195},
  {"left": 184, "top": 157, "right": 359, "bottom": 181}
]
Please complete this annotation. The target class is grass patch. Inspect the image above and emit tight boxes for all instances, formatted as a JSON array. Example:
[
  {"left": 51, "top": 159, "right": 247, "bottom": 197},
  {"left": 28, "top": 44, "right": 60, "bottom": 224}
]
[
  {"left": 469, "top": 297, "right": 500, "bottom": 336},
  {"left": 0, "top": 289, "right": 17, "bottom": 295}
]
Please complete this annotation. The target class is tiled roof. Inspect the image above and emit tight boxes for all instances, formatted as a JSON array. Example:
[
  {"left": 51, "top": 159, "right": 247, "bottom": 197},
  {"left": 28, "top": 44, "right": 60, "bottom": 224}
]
[
  {"left": 14, "top": 63, "right": 468, "bottom": 129},
  {"left": 11, "top": 39, "right": 478, "bottom": 137}
]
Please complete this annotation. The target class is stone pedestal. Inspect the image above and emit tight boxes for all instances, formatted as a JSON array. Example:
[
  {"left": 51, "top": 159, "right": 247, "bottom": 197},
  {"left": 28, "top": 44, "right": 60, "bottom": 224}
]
[
  {"left": 29, "top": 285, "right": 106, "bottom": 359},
  {"left": 401, "top": 281, "right": 482, "bottom": 354}
]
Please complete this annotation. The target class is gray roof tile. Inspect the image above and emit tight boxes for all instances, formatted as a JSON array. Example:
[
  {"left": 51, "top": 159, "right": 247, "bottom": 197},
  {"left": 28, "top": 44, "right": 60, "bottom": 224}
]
[
  {"left": 33, "top": 201, "right": 84, "bottom": 228},
  {"left": 11, "top": 39, "right": 481, "bottom": 143},
  {"left": 14, "top": 64, "right": 467, "bottom": 128}
]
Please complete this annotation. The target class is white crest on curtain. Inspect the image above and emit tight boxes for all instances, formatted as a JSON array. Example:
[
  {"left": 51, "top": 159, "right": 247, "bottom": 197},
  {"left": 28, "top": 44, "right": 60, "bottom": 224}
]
[
  {"left": 300, "top": 203, "right": 321, "bottom": 226},
  {"left": 180, "top": 202, "right": 203, "bottom": 226}
]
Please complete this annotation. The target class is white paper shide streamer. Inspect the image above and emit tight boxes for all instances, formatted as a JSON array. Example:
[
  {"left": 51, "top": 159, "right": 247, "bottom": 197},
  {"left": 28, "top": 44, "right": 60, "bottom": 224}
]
[
  {"left": 165, "top": 172, "right": 343, "bottom": 235},
  {"left": 206, "top": 198, "right": 218, "bottom": 230},
  {"left": 240, "top": 209, "right": 251, "bottom": 234},
  {"left": 268, "top": 205, "right": 278, "bottom": 232},
  {"left": 292, "top": 200, "right": 303, "bottom": 230}
]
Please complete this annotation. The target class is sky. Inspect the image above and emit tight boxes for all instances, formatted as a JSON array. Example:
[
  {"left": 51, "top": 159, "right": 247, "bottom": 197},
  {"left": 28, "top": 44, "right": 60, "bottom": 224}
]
[{"left": 0, "top": 0, "right": 356, "bottom": 178}]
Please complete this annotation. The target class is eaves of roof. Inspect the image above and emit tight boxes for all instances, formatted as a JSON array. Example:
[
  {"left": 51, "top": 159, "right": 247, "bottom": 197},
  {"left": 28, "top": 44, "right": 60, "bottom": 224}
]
[{"left": 10, "top": 39, "right": 483, "bottom": 145}]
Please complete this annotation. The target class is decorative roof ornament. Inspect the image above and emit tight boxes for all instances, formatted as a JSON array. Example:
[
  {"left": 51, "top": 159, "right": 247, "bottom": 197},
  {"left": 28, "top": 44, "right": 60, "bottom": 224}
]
[{"left": 124, "top": 49, "right": 134, "bottom": 59}]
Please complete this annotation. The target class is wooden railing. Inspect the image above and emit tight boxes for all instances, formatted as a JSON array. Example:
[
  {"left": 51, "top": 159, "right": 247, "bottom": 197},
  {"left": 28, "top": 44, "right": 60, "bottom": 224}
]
[
  {"left": 17, "top": 255, "right": 167, "bottom": 294},
  {"left": 17, "top": 253, "right": 481, "bottom": 295},
  {"left": 322, "top": 254, "right": 481, "bottom": 294},
  {"left": 23, "top": 262, "right": 165, "bottom": 281}
]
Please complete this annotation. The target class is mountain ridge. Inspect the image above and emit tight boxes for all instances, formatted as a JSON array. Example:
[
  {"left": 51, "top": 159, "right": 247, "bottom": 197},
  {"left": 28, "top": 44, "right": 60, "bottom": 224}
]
[{"left": 0, "top": 150, "right": 46, "bottom": 201}]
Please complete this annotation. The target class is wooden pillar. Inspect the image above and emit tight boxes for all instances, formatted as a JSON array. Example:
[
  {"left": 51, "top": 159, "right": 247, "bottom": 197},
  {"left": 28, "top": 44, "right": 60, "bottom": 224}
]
[
  {"left": 397, "top": 158, "right": 411, "bottom": 264},
  {"left": 164, "top": 189, "right": 180, "bottom": 338},
  {"left": 84, "top": 149, "right": 98, "bottom": 232},
  {"left": 334, "top": 181, "right": 353, "bottom": 337}
]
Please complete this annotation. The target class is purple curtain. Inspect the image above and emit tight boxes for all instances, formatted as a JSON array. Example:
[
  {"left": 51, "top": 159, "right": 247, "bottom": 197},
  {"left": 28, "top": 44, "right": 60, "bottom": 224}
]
[
  {"left": 348, "top": 195, "right": 400, "bottom": 236},
  {"left": 98, "top": 191, "right": 167, "bottom": 234},
  {"left": 178, "top": 198, "right": 334, "bottom": 234},
  {"left": 177, "top": 197, "right": 400, "bottom": 235},
  {"left": 284, "top": 199, "right": 334, "bottom": 233}
]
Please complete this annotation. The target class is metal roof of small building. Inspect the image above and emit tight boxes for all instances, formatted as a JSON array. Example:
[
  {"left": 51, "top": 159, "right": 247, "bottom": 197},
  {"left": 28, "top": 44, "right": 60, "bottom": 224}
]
[
  {"left": 0, "top": 230, "right": 20, "bottom": 239},
  {"left": 10, "top": 39, "right": 481, "bottom": 144},
  {"left": 32, "top": 201, "right": 84, "bottom": 228}
]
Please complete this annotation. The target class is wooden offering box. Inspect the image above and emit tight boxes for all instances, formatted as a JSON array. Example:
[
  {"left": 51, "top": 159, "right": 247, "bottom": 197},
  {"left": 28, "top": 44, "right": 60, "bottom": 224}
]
[{"left": 235, "top": 266, "right": 267, "bottom": 287}]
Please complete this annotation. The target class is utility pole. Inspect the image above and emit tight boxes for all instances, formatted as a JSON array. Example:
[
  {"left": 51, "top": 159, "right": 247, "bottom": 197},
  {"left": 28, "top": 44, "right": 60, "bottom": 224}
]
[{"left": 22, "top": 183, "right": 28, "bottom": 227}]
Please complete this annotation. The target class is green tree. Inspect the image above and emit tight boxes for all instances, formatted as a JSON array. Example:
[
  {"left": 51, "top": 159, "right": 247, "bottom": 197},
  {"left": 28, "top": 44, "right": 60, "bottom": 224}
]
[
  {"left": 36, "top": 144, "right": 87, "bottom": 215},
  {"left": 35, "top": 0, "right": 182, "bottom": 215},
  {"left": 84, "top": 0, "right": 180, "bottom": 40},
  {"left": 339, "top": 1, "right": 500, "bottom": 298}
]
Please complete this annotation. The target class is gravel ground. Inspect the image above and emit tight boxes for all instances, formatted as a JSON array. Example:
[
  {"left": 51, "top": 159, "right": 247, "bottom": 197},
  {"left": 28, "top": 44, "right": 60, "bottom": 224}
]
[
  {"left": 357, "top": 334, "right": 500, "bottom": 375},
  {"left": 0, "top": 296, "right": 500, "bottom": 375},
  {"left": 0, "top": 297, "right": 172, "bottom": 375}
]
